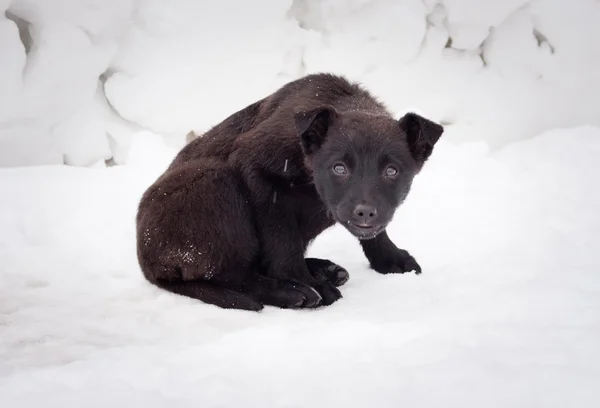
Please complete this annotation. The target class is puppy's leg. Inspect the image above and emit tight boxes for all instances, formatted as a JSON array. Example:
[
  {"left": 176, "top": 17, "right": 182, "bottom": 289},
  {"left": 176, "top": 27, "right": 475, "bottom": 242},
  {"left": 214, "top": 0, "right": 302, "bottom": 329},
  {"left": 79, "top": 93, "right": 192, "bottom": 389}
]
[
  {"left": 249, "top": 190, "right": 342, "bottom": 306},
  {"left": 360, "top": 230, "right": 422, "bottom": 275},
  {"left": 154, "top": 277, "right": 263, "bottom": 311},
  {"left": 256, "top": 211, "right": 342, "bottom": 306},
  {"left": 305, "top": 258, "right": 349, "bottom": 287}
]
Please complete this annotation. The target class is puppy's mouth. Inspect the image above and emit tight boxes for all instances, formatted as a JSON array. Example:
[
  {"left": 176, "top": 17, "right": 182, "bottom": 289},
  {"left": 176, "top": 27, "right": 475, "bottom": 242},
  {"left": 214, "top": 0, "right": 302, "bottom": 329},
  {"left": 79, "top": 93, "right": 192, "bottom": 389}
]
[{"left": 342, "top": 221, "right": 384, "bottom": 240}]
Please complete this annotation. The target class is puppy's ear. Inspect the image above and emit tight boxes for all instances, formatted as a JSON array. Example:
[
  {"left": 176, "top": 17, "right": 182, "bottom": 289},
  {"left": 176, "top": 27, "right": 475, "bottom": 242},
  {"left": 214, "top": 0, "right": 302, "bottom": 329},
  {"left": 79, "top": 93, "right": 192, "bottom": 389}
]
[
  {"left": 399, "top": 113, "right": 444, "bottom": 167},
  {"left": 294, "top": 106, "right": 338, "bottom": 155}
]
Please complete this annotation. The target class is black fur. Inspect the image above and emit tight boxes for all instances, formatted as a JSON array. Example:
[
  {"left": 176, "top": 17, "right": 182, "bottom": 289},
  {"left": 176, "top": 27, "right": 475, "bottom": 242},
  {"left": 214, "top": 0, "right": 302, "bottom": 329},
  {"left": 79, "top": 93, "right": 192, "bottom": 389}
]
[{"left": 136, "top": 73, "right": 443, "bottom": 311}]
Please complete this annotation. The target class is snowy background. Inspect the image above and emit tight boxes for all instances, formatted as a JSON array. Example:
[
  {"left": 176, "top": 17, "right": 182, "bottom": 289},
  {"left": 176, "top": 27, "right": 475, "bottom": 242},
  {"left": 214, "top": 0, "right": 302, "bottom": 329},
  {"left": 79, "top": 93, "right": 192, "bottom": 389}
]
[
  {"left": 1, "top": 0, "right": 599, "bottom": 407},
  {"left": 2, "top": 0, "right": 600, "bottom": 166}
]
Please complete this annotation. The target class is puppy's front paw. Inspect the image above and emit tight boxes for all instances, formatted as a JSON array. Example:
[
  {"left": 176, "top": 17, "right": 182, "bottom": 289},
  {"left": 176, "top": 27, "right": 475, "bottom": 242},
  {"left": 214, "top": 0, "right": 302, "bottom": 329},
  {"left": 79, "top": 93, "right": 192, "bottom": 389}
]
[
  {"left": 305, "top": 258, "right": 350, "bottom": 287},
  {"left": 371, "top": 249, "right": 422, "bottom": 275}
]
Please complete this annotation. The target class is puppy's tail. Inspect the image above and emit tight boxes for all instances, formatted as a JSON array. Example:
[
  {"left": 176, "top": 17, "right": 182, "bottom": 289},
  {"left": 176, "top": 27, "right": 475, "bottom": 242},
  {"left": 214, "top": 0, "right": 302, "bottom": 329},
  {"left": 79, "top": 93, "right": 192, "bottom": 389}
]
[{"left": 154, "top": 279, "right": 264, "bottom": 311}]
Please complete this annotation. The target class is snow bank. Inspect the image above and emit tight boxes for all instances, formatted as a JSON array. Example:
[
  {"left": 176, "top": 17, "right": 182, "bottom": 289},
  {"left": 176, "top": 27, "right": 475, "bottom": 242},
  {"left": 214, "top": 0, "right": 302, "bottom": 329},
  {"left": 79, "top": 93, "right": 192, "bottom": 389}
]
[
  {"left": 1, "top": 0, "right": 599, "bottom": 166},
  {"left": 0, "top": 0, "right": 135, "bottom": 166},
  {"left": 1, "top": 126, "right": 599, "bottom": 406},
  {"left": 104, "top": 0, "right": 302, "bottom": 139},
  {"left": 297, "top": 0, "right": 600, "bottom": 146}
]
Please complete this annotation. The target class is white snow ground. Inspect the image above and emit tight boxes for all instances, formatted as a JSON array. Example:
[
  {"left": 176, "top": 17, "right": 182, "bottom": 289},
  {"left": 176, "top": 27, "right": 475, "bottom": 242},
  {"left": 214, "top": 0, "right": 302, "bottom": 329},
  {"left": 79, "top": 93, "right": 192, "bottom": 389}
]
[{"left": 1, "top": 126, "right": 599, "bottom": 407}]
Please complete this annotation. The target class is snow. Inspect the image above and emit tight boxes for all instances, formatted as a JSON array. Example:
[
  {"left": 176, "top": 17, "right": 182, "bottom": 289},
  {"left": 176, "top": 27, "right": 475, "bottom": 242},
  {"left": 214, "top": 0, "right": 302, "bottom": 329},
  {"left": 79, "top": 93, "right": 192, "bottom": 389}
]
[
  {"left": 1, "top": 126, "right": 600, "bottom": 406},
  {"left": 1, "top": 1, "right": 600, "bottom": 402},
  {"left": 1, "top": 0, "right": 600, "bottom": 166},
  {"left": 103, "top": 0, "right": 304, "bottom": 137},
  {"left": 0, "top": 0, "right": 134, "bottom": 166}
]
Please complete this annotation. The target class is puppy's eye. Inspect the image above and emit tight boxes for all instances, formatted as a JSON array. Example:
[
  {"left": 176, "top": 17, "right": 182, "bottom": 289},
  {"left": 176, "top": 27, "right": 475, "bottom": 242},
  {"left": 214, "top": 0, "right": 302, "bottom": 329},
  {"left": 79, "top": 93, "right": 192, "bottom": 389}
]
[
  {"left": 332, "top": 163, "right": 347, "bottom": 175},
  {"left": 385, "top": 166, "right": 398, "bottom": 177}
]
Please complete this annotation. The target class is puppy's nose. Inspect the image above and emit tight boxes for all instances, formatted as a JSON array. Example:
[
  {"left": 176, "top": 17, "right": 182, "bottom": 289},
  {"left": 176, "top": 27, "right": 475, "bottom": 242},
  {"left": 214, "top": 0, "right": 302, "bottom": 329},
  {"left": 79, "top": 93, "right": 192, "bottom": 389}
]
[{"left": 352, "top": 204, "right": 378, "bottom": 225}]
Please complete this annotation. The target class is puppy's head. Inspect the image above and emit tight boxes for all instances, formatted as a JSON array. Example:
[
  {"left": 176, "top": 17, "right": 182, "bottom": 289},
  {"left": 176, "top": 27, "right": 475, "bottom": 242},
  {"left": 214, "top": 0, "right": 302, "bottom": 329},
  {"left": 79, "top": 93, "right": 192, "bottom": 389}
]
[{"left": 294, "top": 106, "right": 443, "bottom": 240}]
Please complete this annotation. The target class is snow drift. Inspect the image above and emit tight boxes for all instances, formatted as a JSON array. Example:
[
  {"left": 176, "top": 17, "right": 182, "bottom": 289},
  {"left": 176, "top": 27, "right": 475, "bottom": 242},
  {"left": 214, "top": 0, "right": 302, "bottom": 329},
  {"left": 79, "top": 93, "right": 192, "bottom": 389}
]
[{"left": 1, "top": 0, "right": 600, "bottom": 167}]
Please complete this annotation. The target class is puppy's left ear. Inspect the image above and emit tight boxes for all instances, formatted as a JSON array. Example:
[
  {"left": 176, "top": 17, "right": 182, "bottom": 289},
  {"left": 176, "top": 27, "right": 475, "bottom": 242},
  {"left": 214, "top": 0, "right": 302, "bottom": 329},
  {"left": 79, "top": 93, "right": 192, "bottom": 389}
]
[
  {"left": 294, "top": 106, "right": 338, "bottom": 155},
  {"left": 399, "top": 113, "right": 444, "bottom": 168}
]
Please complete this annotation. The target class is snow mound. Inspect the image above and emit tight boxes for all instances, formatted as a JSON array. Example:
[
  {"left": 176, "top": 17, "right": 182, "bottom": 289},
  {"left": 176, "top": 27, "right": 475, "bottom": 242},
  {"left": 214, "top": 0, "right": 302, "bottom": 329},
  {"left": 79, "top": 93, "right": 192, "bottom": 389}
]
[
  {"left": 1, "top": 126, "right": 599, "bottom": 406},
  {"left": 104, "top": 0, "right": 302, "bottom": 138},
  {"left": 0, "top": 0, "right": 135, "bottom": 166},
  {"left": 2, "top": 0, "right": 600, "bottom": 166}
]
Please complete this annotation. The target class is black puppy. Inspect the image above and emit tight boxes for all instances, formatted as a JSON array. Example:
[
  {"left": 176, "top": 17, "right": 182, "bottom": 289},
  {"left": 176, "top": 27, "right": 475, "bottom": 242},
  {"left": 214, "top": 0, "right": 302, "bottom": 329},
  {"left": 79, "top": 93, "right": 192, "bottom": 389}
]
[{"left": 136, "top": 73, "right": 443, "bottom": 311}]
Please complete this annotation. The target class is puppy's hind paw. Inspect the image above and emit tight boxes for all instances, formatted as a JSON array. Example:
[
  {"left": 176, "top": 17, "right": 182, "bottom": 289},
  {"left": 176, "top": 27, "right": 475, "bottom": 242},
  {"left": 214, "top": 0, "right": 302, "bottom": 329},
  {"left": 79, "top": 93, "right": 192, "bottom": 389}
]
[{"left": 313, "top": 282, "right": 342, "bottom": 306}]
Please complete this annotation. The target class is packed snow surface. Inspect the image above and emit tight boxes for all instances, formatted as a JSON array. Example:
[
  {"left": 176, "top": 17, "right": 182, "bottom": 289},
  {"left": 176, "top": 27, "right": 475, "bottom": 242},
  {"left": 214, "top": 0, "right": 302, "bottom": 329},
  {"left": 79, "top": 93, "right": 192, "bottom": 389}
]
[{"left": 1, "top": 127, "right": 599, "bottom": 407}]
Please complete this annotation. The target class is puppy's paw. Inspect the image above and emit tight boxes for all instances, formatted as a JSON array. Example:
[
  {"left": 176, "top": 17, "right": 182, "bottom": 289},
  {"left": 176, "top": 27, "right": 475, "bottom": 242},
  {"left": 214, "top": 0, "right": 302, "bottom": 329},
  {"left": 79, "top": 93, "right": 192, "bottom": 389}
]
[
  {"left": 371, "top": 249, "right": 422, "bottom": 275},
  {"left": 279, "top": 280, "right": 323, "bottom": 308},
  {"left": 313, "top": 282, "right": 342, "bottom": 306},
  {"left": 305, "top": 258, "right": 350, "bottom": 287},
  {"left": 323, "top": 264, "right": 350, "bottom": 287}
]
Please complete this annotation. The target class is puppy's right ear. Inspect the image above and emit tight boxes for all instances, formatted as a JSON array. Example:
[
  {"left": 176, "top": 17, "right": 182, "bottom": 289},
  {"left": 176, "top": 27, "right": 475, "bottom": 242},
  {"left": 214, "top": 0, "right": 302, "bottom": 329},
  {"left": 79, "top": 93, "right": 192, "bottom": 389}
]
[{"left": 294, "top": 106, "right": 338, "bottom": 155}]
